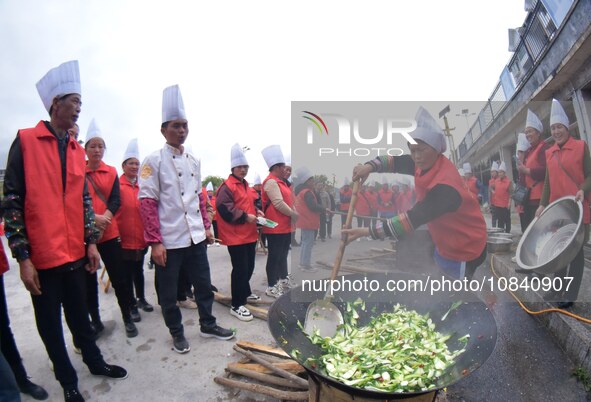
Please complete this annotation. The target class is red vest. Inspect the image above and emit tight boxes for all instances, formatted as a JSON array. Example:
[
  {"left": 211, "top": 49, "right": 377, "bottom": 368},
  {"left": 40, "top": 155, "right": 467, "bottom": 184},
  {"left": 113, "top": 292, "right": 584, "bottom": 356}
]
[
  {"left": 216, "top": 175, "right": 258, "bottom": 245},
  {"left": 355, "top": 190, "right": 371, "bottom": 216},
  {"left": 115, "top": 175, "right": 146, "bottom": 250},
  {"left": 365, "top": 190, "right": 379, "bottom": 213},
  {"left": 525, "top": 141, "right": 547, "bottom": 201},
  {"left": 339, "top": 187, "right": 352, "bottom": 211},
  {"left": 415, "top": 155, "right": 487, "bottom": 262},
  {"left": 296, "top": 188, "right": 321, "bottom": 230},
  {"left": 492, "top": 177, "right": 511, "bottom": 208},
  {"left": 0, "top": 241, "right": 9, "bottom": 276},
  {"left": 19, "top": 121, "right": 86, "bottom": 269},
  {"left": 378, "top": 188, "right": 396, "bottom": 213},
  {"left": 261, "top": 175, "right": 293, "bottom": 234},
  {"left": 546, "top": 136, "right": 590, "bottom": 223},
  {"left": 86, "top": 161, "right": 119, "bottom": 243},
  {"left": 248, "top": 187, "right": 259, "bottom": 205},
  {"left": 397, "top": 190, "right": 414, "bottom": 213},
  {"left": 488, "top": 178, "right": 497, "bottom": 205},
  {"left": 465, "top": 176, "right": 479, "bottom": 197}
]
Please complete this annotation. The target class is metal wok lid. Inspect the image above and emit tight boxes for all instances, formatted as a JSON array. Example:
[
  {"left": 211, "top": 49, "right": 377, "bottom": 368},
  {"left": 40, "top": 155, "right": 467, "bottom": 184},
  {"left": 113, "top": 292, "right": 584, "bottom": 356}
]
[{"left": 268, "top": 272, "right": 497, "bottom": 399}]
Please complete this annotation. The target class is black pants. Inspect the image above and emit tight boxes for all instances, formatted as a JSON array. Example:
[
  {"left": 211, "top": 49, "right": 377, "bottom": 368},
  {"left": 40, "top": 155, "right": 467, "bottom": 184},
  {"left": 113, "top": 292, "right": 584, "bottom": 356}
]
[
  {"left": 558, "top": 245, "right": 584, "bottom": 303},
  {"left": 212, "top": 221, "right": 219, "bottom": 239},
  {"left": 154, "top": 263, "right": 194, "bottom": 305},
  {"left": 97, "top": 238, "right": 134, "bottom": 321},
  {"left": 127, "top": 259, "right": 146, "bottom": 301},
  {"left": 0, "top": 275, "right": 28, "bottom": 385},
  {"left": 519, "top": 212, "right": 528, "bottom": 233},
  {"left": 156, "top": 241, "right": 216, "bottom": 337},
  {"left": 83, "top": 271, "right": 100, "bottom": 323},
  {"left": 496, "top": 207, "right": 511, "bottom": 233},
  {"left": 227, "top": 242, "right": 256, "bottom": 308},
  {"left": 357, "top": 217, "right": 370, "bottom": 228},
  {"left": 326, "top": 214, "right": 333, "bottom": 238},
  {"left": 32, "top": 267, "right": 104, "bottom": 389},
  {"left": 318, "top": 213, "right": 327, "bottom": 240},
  {"left": 265, "top": 233, "right": 291, "bottom": 287},
  {"left": 490, "top": 205, "right": 498, "bottom": 228}
]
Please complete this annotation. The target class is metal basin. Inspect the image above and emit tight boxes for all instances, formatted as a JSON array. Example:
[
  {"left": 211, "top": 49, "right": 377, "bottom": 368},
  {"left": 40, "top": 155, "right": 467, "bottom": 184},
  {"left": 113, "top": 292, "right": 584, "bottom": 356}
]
[
  {"left": 487, "top": 238, "right": 512, "bottom": 253},
  {"left": 516, "top": 196, "right": 584, "bottom": 274},
  {"left": 488, "top": 232, "right": 512, "bottom": 240},
  {"left": 487, "top": 227, "right": 504, "bottom": 234}
]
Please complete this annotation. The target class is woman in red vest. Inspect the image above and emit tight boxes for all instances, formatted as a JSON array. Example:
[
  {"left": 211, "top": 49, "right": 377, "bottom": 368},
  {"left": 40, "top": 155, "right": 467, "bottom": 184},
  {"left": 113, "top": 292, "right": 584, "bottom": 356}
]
[
  {"left": 115, "top": 139, "right": 154, "bottom": 321},
  {"left": 517, "top": 109, "right": 549, "bottom": 229},
  {"left": 216, "top": 144, "right": 263, "bottom": 321},
  {"left": 85, "top": 121, "right": 137, "bottom": 337},
  {"left": 490, "top": 162, "right": 513, "bottom": 233},
  {"left": 345, "top": 107, "right": 487, "bottom": 280},
  {"left": 536, "top": 100, "right": 591, "bottom": 309}
]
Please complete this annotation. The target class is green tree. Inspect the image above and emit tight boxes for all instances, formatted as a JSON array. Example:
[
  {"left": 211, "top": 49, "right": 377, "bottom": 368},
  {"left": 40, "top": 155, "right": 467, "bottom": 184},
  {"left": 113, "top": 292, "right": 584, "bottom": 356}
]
[{"left": 203, "top": 175, "right": 224, "bottom": 190}]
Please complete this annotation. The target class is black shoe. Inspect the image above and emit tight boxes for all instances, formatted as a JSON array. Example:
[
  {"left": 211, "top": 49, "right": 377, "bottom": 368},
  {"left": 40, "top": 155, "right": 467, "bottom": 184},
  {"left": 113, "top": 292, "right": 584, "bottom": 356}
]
[
  {"left": 90, "top": 320, "right": 105, "bottom": 337},
  {"left": 556, "top": 301, "right": 574, "bottom": 309},
  {"left": 124, "top": 320, "right": 138, "bottom": 338},
  {"left": 64, "top": 387, "right": 84, "bottom": 402},
  {"left": 200, "top": 325, "right": 235, "bottom": 341},
  {"left": 137, "top": 298, "right": 154, "bottom": 312},
  {"left": 89, "top": 363, "right": 128, "bottom": 380},
  {"left": 172, "top": 335, "right": 191, "bottom": 354},
  {"left": 130, "top": 307, "right": 141, "bottom": 322},
  {"left": 19, "top": 379, "right": 48, "bottom": 400}
]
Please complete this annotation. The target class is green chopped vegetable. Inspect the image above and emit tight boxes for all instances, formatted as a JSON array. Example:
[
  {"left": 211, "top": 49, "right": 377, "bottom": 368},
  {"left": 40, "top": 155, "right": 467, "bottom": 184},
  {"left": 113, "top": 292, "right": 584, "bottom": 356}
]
[
  {"left": 303, "top": 303, "right": 467, "bottom": 393},
  {"left": 441, "top": 300, "right": 463, "bottom": 321}
]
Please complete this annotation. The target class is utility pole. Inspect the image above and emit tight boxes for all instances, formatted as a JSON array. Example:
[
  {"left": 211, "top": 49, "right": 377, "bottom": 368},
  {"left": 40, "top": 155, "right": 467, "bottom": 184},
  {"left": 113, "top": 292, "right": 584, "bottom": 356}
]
[{"left": 439, "top": 105, "right": 458, "bottom": 166}]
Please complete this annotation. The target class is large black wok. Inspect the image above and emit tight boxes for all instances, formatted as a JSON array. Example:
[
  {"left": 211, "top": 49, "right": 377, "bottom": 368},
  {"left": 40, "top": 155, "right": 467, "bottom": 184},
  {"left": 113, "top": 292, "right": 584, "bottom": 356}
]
[{"left": 268, "top": 272, "right": 497, "bottom": 399}]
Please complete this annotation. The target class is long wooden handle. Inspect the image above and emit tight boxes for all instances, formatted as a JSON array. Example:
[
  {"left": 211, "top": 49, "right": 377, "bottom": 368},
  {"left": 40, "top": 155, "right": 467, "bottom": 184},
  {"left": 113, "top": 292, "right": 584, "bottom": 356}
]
[{"left": 329, "top": 180, "right": 360, "bottom": 282}]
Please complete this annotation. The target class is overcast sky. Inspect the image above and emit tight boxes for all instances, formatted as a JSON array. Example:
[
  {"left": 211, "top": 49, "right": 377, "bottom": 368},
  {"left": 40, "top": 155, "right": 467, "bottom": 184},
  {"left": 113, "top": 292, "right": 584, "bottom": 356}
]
[{"left": 0, "top": 0, "right": 526, "bottom": 182}]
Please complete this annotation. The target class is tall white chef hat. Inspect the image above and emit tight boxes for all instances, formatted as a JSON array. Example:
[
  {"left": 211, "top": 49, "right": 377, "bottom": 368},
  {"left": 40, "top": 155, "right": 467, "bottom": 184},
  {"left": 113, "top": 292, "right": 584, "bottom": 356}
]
[
  {"left": 254, "top": 173, "right": 261, "bottom": 185},
  {"left": 498, "top": 161, "right": 507, "bottom": 172},
  {"left": 525, "top": 109, "right": 543, "bottom": 133},
  {"left": 36, "top": 60, "right": 81, "bottom": 114},
  {"left": 231, "top": 143, "right": 249, "bottom": 169},
  {"left": 550, "top": 98, "right": 569, "bottom": 128},
  {"left": 162, "top": 85, "right": 186, "bottom": 123},
  {"left": 261, "top": 145, "right": 285, "bottom": 169},
  {"left": 463, "top": 162, "right": 472, "bottom": 174},
  {"left": 86, "top": 118, "right": 103, "bottom": 142},
  {"left": 491, "top": 161, "right": 499, "bottom": 172},
  {"left": 123, "top": 138, "right": 140, "bottom": 162},
  {"left": 410, "top": 107, "right": 447, "bottom": 153},
  {"left": 295, "top": 166, "right": 313, "bottom": 185},
  {"left": 206, "top": 182, "right": 214, "bottom": 192},
  {"left": 516, "top": 132, "right": 531, "bottom": 152}
]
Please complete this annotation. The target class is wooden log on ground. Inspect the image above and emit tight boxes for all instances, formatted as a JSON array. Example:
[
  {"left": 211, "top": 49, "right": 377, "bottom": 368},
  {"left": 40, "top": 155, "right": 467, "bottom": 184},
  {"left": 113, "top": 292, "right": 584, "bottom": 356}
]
[
  {"left": 236, "top": 340, "right": 290, "bottom": 359},
  {"left": 225, "top": 366, "right": 308, "bottom": 390},
  {"left": 214, "top": 376, "right": 308, "bottom": 401},
  {"left": 227, "top": 362, "right": 305, "bottom": 375},
  {"left": 346, "top": 252, "right": 395, "bottom": 262},
  {"left": 233, "top": 345, "right": 308, "bottom": 388},
  {"left": 317, "top": 260, "right": 387, "bottom": 274},
  {"left": 214, "top": 291, "right": 273, "bottom": 305}
]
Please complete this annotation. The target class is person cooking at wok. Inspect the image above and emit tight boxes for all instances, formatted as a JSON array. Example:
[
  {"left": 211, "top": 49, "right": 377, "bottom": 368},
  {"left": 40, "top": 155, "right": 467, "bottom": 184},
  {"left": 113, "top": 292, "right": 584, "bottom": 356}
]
[{"left": 343, "top": 107, "right": 487, "bottom": 280}]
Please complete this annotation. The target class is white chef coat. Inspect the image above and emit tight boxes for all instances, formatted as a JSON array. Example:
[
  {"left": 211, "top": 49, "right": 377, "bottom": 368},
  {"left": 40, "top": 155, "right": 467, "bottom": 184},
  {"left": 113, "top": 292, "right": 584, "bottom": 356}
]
[{"left": 139, "top": 143, "right": 206, "bottom": 249}]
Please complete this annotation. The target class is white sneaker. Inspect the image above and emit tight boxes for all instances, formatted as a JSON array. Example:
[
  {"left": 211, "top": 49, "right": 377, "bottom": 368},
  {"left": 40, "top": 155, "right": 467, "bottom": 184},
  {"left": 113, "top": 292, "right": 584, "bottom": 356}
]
[
  {"left": 177, "top": 299, "right": 198, "bottom": 309},
  {"left": 230, "top": 305, "right": 253, "bottom": 321},
  {"left": 265, "top": 284, "right": 284, "bottom": 298},
  {"left": 280, "top": 274, "right": 297, "bottom": 289},
  {"left": 247, "top": 293, "right": 261, "bottom": 302}
]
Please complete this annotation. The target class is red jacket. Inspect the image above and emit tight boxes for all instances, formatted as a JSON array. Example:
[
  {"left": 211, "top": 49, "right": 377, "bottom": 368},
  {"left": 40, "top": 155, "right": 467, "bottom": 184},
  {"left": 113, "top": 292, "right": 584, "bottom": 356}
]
[
  {"left": 525, "top": 140, "right": 547, "bottom": 202},
  {"left": 355, "top": 190, "right": 372, "bottom": 216},
  {"left": 261, "top": 175, "right": 293, "bottom": 234},
  {"left": 296, "top": 188, "right": 321, "bottom": 230},
  {"left": 415, "top": 155, "right": 486, "bottom": 262},
  {"left": 116, "top": 175, "right": 147, "bottom": 250},
  {"left": 492, "top": 177, "right": 511, "bottom": 208},
  {"left": 216, "top": 175, "right": 258, "bottom": 245},
  {"left": 339, "top": 187, "right": 352, "bottom": 212},
  {"left": 465, "top": 176, "right": 479, "bottom": 198},
  {"left": 86, "top": 161, "right": 119, "bottom": 243},
  {"left": 378, "top": 188, "right": 396, "bottom": 214},
  {"left": 546, "top": 136, "right": 590, "bottom": 224},
  {"left": 20, "top": 121, "right": 86, "bottom": 269}
]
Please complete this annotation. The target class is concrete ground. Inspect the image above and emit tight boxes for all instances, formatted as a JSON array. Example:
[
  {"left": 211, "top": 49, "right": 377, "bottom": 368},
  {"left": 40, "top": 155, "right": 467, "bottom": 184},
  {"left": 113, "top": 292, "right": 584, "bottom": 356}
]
[{"left": 4, "top": 212, "right": 591, "bottom": 401}]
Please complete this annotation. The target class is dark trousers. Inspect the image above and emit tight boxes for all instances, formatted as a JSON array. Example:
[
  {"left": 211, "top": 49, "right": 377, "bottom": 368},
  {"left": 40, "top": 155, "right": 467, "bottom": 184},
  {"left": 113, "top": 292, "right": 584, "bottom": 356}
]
[
  {"left": 212, "top": 221, "right": 219, "bottom": 239},
  {"left": 496, "top": 207, "right": 511, "bottom": 233},
  {"left": 156, "top": 241, "right": 215, "bottom": 337},
  {"left": 154, "top": 263, "right": 194, "bottom": 305},
  {"left": 227, "top": 242, "right": 256, "bottom": 308},
  {"left": 318, "top": 213, "right": 327, "bottom": 240},
  {"left": 265, "top": 233, "right": 291, "bottom": 287},
  {"left": 490, "top": 205, "right": 499, "bottom": 228},
  {"left": 32, "top": 267, "right": 104, "bottom": 389},
  {"left": 0, "top": 275, "right": 28, "bottom": 385},
  {"left": 519, "top": 212, "right": 528, "bottom": 233},
  {"left": 326, "top": 214, "right": 333, "bottom": 238},
  {"left": 83, "top": 271, "right": 100, "bottom": 323},
  {"left": 128, "top": 259, "right": 146, "bottom": 301},
  {"left": 97, "top": 238, "right": 134, "bottom": 321},
  {"left": 0, "top": 350, "right": 19, "bottom": 402},
  {"left": 356, "top": 217, "right": 370, "bottom": 228},
  {"left": 558, "top": 245, "right": 584, "bottom": 303}
]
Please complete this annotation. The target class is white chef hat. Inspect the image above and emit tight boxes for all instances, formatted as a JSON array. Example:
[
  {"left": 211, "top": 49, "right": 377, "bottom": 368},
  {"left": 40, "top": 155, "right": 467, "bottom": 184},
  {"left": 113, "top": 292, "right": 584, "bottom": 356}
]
[
  {"left": 525, "top": 109, "right": 543, "bottom": 133},
  {"left": 206, "top": 182, "right": 213, "bottom": 192},
  {"left": 254, "top": 173, "right": 261, "bottom": 185},
  {"left": 295, "top": 166, "right": 313, "bottom": 185},
  {"left": 261, "top": 145, "right": 285, "bottom": 169},
  {"left": 162, "top": 85, "right": 186, "bottom": 123},
  {"left": 284, "top": 153, "right": 292, "bottom": 167},
  {"left": 550, "top": 98, "right": 569, "bottom": 128},
  {"left": 123, "top": 138, "right": 140, "bottom": 162},
  {"left": 230, "top": 143, "right": 249, "bottom": 169},
  {"left": 463, "top": 162, "right": 472, "bottom": 174},
  {"left": 458, "top": 168, "right": 465, "bottom": 177},
  {"left": 498, "top": 161, "right": 507, "bottom": 172},
  {"left": 410, "top": 107, "right": 446, "bottom": 154},
  {"left": 491, "top": 161, "right": 499, "bottom": 172},
  {"left": 36, "top": 60, "right": 81, "bottom": 113},
  {"left": 86, "top": 118, "right": 103, "bottom": 142},
  {"left": 516, "top": 132, "right": 531, "bottom": 152},
  {"left": 343, "top": 177, "right": 351, "bottom": 186}
]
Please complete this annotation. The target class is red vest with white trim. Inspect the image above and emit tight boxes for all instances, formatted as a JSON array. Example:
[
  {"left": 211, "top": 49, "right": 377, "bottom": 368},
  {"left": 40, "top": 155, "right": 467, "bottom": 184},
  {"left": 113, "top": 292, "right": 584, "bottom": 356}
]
[
  {"left": 216, "top": 175, "right": 258, "bottom": 245},
  {"left": 261, "top": 175, "right": 293, "bottom": 234},
  {"left": 86, "top": 161, "right": 119, "bottom": 243}
]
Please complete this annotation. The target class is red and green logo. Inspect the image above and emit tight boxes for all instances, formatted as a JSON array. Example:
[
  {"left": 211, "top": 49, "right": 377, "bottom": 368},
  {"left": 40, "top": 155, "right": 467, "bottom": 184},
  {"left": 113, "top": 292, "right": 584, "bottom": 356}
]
[{"left": 302, "top": 111, "right": 328, "bottom": 135}]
